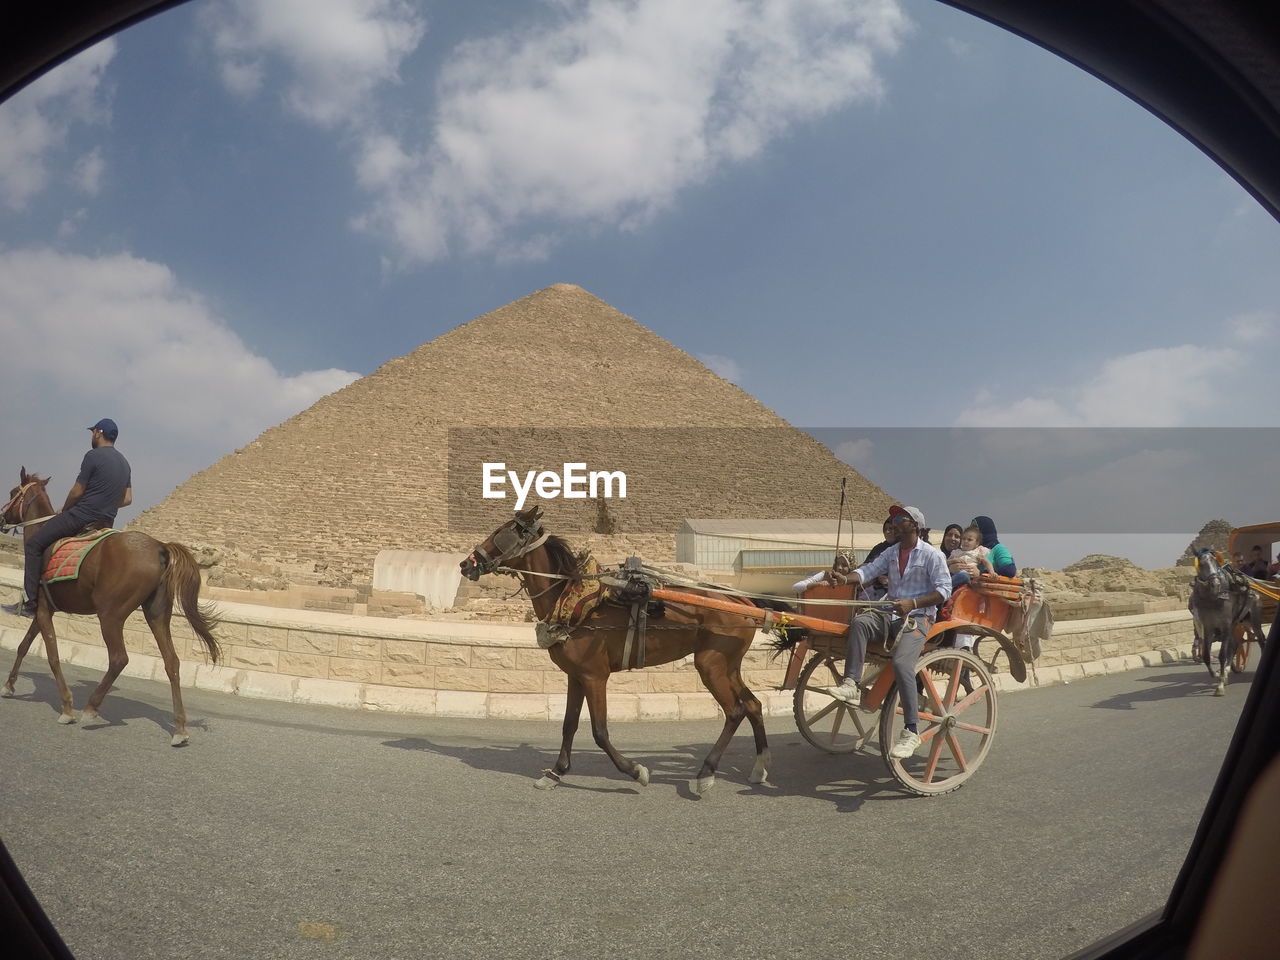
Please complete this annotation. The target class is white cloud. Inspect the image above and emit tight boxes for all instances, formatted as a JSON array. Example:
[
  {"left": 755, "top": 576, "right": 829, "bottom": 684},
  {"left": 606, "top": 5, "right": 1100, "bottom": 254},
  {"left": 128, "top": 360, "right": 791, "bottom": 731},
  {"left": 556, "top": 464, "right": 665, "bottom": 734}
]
[
  {"left": 955, "top": 343, "right": 1242, "bottom": 427},
  {"left": 1227, "top": 309, "right": 1276, "bottom": 343},
  {"left": 360, "top": 0, "right": 911, "bottom": 262},
  {"left": 203, "top": 0, "right": 426, "bottom": 128},
  {"left": 73, "top": 147, "right": 105, "bottom": 195},
  {"left": 0, "top": 248, "right": 359, "bottom": 516},
  {"left": 699, "top": 352, "right": 744, "bottom": 383},
  {"left": 0, "top": 39, "right": 116, "bottom": 210},
  {"left": 57, "top": 208, "right": 89, "bottom": 239}
]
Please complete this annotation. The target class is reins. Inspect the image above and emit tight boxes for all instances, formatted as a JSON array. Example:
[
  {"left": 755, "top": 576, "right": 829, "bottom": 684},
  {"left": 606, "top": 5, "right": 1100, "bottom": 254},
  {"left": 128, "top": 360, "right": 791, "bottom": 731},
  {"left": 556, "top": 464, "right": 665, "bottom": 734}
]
[
  {"left": 495, "top": 560, "right": 894, "bottom": 610},
  {"left": 0, "top": 481, "right": 56, "bottom": 533}
]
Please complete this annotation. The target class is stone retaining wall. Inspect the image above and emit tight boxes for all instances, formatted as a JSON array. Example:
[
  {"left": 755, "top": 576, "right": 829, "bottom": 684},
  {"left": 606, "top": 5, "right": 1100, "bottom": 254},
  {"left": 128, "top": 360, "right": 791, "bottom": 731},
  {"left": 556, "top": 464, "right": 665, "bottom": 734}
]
[{"left": 1, "top": 567, "right": 1200, "bottom": 721}]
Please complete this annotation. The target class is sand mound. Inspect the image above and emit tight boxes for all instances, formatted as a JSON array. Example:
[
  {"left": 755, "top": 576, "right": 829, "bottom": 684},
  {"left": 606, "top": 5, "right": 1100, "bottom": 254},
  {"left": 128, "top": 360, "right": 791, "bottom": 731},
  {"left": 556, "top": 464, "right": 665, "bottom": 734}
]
[{"left": 1022, "top": 554, "right": 1192, "bottom": 609}]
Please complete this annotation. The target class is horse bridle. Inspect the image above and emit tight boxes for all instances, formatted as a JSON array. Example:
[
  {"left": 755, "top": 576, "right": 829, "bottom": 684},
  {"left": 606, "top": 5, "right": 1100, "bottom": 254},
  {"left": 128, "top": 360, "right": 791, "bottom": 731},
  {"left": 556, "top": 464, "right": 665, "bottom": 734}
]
[
  {"left": 466, "top": 515, "right": 549, "bottom": 578},
  {"left": 0, "top": 481, "right": 54, "bottom": 533},
  {"left": 1193, "top": 550, "right": 1231, "bottom": 602}
]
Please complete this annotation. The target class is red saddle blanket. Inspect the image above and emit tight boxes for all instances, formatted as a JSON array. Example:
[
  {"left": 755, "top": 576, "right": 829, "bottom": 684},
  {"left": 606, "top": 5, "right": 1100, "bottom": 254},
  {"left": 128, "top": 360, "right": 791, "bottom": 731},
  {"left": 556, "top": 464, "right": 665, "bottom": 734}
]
[{"left": 43, "top": 529, "right": 119, "bottom": 583}]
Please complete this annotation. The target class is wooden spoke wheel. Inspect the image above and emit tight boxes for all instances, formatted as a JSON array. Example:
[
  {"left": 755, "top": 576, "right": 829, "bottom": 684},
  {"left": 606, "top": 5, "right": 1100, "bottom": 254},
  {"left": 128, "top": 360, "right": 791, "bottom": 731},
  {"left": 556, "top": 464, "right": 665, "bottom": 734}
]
[
  {"left": 793, "top": 653, "right": 881, "bottom": 754},
  {"left": 878, "top": 648, "right": 998, "bottom": 796}
]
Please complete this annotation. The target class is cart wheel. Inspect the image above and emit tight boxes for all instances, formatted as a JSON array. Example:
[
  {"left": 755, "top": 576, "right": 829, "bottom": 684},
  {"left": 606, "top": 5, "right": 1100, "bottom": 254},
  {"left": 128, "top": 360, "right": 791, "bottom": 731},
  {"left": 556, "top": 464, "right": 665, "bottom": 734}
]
[
  {"left": 793, "top": 653, "right": 880, "bottom": 754},
  {"left": 878, "top": 648, "right": 998, "bottom": 796}
]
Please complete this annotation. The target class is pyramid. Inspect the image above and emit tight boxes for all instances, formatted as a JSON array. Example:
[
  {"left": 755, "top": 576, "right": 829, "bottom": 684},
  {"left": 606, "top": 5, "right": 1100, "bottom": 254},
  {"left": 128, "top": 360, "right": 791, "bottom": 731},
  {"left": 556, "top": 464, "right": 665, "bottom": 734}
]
[
  {"left": 1175, "top": 518, "right": 1235, "bottom": 566},
  {"left": 131, "top": 284, "right": 893, "bottom": 584}
]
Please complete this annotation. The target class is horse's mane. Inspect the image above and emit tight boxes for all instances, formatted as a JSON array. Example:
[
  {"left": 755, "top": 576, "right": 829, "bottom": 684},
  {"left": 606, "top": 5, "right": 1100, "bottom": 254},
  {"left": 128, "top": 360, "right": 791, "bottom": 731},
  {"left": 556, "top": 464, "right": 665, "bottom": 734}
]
[{"left": 544, "top": 534, "right": 589, "bottom": 582}]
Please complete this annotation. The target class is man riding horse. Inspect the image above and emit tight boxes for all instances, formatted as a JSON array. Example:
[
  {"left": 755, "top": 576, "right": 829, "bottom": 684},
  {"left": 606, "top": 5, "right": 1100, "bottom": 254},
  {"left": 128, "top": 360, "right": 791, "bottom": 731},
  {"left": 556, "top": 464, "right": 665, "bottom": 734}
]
[{"left": 3, "top": 418, "right": 131, "bottom": 618}]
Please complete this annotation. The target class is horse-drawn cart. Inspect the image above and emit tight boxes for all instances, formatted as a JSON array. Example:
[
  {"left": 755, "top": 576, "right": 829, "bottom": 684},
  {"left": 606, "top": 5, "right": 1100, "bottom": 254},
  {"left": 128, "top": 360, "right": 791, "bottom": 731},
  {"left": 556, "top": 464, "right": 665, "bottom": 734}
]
[
  {"left": 655, "top": 574, "right": 1047, "bottom": 796},
  {"left": 782, "top": 577, "right": 1043, "bottom": 795},
  {"left": 1225, "top": 523, "right": 1280, "bottom": 672}
]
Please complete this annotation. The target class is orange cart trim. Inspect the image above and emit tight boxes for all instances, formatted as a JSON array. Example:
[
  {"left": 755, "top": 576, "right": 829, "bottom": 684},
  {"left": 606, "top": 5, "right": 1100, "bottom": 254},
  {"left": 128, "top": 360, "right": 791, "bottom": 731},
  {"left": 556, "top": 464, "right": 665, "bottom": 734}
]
[{"left": 649, "top": 587, "right": 853, "bottom": 635}]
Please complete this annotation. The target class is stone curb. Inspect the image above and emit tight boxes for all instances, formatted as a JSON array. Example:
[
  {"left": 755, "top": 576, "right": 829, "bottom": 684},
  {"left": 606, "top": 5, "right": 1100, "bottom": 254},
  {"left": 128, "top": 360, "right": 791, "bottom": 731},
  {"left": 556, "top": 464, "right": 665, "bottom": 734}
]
[{"left": 0, "top": 625, "right": 1201, "bottom": 723}]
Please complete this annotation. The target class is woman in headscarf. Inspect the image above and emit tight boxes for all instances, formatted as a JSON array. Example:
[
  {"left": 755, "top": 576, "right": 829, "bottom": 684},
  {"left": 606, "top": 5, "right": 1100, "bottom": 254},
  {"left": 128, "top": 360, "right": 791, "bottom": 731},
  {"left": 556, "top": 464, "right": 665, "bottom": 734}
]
[
  {"left": 936, "top": 524, "right": 965, "bottom": 649},
  {"left": 972, "top": 515, "right": 1017, "bottom": 577}
]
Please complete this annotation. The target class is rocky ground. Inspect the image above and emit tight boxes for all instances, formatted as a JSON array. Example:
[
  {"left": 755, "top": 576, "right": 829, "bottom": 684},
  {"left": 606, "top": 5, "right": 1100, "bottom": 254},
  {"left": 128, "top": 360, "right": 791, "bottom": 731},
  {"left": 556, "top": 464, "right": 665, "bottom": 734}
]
[{"left": 1022, "top": 554, "right": 1193, "bottom": 607}]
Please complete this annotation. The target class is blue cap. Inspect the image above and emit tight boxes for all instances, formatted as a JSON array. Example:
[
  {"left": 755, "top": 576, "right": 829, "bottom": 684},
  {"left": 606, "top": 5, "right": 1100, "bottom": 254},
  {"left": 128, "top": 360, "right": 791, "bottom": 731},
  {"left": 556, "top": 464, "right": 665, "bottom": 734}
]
[{"left": 88, "top": 418, "right": 118, "bottom": 441}]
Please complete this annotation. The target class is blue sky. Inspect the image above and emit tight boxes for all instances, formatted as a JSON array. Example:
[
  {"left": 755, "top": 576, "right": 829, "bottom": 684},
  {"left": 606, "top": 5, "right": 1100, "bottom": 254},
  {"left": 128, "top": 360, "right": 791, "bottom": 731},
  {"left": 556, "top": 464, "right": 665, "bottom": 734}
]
[{"left": 1, "top": 0, "right": 1277, "bottom": 569}]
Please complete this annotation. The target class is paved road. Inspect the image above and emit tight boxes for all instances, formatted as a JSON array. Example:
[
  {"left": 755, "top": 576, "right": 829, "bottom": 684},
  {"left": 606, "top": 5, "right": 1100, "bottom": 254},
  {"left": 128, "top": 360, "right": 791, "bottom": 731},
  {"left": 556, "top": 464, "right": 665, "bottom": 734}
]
[{"left": 0, "top": 651, "right": 1252, "bottom": 960}]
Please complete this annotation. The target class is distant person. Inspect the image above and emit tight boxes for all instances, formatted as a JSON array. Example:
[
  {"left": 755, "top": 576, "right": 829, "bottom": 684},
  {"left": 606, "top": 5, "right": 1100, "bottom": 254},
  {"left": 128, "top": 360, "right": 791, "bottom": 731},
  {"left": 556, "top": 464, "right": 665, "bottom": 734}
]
[
  {"left": 1230, "top": 551, "right": 1246, "bottom": 571},
  {"left": 972, "top": 515, "right": 1017, "bottom": 578},
  {"left": 939, "top": 524, "right": 963, "bottom": 557},
  {"left": 1241, "top": 545, "right": 1270, "bottom": 578},
  {"left": 3, "top": 419, "right": 131, "bottom": 618},
  {"left": 792, "top": 553, "right": 853, "bottom": 594},
  {"left": 949, "top": 525, "right": 997, "bottom": 589},
  {"left": 1269, "top": 553, "right": 1280, "bottom": 579},
  {"left": 935, "top": 524, "right": 964, "bottom": 647},
  {"left": 947, "top": 525, "right": 996, "bottom": 653}
]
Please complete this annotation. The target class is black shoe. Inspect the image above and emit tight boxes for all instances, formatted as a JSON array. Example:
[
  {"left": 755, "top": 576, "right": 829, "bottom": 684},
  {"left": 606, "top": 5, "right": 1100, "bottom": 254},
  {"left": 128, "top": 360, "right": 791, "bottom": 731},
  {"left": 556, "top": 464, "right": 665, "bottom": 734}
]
[{"left": 2, "top": 601, "right": 36, "bottom": 618}]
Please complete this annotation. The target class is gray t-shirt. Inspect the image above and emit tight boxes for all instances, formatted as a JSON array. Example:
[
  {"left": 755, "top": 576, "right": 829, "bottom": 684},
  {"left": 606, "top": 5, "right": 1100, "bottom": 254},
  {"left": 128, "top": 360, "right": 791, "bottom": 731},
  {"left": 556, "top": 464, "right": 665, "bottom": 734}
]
[{"left": 71, "top": 446, "right": 131, "bottom": 523}]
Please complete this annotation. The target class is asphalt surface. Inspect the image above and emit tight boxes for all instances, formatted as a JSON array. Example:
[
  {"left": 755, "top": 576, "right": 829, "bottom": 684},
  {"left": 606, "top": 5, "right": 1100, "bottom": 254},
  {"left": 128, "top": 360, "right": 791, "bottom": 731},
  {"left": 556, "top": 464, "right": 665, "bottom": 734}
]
[{"left": 0, "top": 650, "right": 1252, "bottom": 960}]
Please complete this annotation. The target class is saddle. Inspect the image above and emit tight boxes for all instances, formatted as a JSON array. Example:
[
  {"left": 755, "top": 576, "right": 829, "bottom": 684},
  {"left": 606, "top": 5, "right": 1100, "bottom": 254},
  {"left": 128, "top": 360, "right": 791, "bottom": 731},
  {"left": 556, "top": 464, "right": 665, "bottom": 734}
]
[{"left": 42, "top": 526, "right": 119, "bottom": 583}]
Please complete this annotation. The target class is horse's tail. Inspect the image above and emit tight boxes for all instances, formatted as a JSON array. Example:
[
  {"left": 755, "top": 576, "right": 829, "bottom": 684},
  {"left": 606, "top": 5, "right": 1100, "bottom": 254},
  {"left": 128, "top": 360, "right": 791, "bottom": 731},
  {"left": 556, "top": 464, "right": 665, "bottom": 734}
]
[
  {"left": 163, "top": 542, "right": 223, "bottom": 664},
  {"left": 751, "top": 597, "right": 810, "bottom": 660}
]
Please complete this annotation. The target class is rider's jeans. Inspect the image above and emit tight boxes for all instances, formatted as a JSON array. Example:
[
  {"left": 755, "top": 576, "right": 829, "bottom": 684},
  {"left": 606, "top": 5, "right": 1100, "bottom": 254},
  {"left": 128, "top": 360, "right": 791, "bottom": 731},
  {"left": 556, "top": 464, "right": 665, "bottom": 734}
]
[
  {"left": 844, "top": 607, "right": 933, "bottom": 729},
  {"left": 22, "top": 511, "right": 90, "bottom": 603}
]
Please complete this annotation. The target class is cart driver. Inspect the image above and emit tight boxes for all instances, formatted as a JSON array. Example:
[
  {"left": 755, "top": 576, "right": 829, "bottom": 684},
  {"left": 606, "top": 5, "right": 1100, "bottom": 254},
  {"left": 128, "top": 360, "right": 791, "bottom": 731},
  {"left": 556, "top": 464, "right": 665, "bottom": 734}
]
[{"left": 826, "top": 504, "right": 952, "bottom": 759}]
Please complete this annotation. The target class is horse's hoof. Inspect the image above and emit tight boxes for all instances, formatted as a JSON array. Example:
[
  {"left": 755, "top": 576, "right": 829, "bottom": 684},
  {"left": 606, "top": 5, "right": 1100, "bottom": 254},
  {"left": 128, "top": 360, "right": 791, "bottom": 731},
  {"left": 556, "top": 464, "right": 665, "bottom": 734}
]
[
  {"left": 534, "top": 769, "right": 562, "bottom": 790},
  {"left": 0, "top": 685, "right": 13, "bottom": 698},
  {"left": 81, "top": 711, "right": 107, "bottom": 727},
  {"left": 749, "top": 753, "right": 771, "bottom": 784},
  {"left": 1214, "top": 684, "right": 1227, "bottom": 697},
  {"left": 170, "top": 733, "right": 189, "bottom": 747},
  {"left": 633, "top": 764, "right": 650, "bottom": 787},
  {"left": 691, "top": 774, "right": 716, "bottom": 795},
  {"left": 57, "top": 713, "right": 77, "bottom": 725}
]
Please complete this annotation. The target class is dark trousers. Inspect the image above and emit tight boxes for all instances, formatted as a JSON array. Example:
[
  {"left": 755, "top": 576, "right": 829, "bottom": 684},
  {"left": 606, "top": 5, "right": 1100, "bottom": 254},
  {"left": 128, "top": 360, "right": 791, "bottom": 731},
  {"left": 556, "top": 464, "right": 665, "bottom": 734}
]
[
  {"left": 22, "top": 512, "right": 92, "bottom": 603},
  {"left": 843, "top": 607, "right": 931, "bottom": 729}
]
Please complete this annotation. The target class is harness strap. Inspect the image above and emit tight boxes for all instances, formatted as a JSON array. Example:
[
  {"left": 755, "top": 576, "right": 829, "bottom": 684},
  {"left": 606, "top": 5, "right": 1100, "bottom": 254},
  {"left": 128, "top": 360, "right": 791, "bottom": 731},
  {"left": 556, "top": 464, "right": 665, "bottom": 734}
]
[
  {"left": 635, "top": 602, "right": 647, "bottom": 670},
  {"left": 622, "top": 603, "right": 638, "bottom": 670}
]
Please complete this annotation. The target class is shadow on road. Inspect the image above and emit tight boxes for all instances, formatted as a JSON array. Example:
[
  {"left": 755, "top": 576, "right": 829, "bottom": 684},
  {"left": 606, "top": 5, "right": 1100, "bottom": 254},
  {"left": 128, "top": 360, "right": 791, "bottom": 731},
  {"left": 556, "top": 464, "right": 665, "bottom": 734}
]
[
  {"left": 1089, "top": 663, "right": 1254, "bottom": 710},
  {"left": 5, "top": 669, "right": 204, "bottom": 740},
  {"left": 382, "top": 731, "right": 913, "bottom": 809}
]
